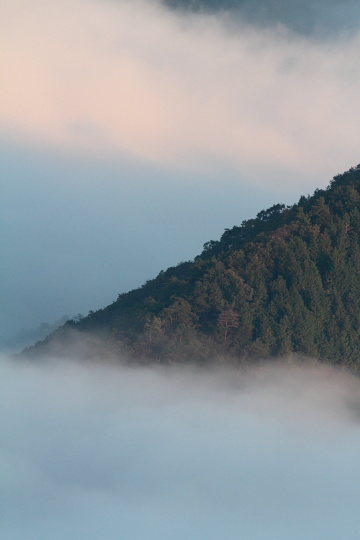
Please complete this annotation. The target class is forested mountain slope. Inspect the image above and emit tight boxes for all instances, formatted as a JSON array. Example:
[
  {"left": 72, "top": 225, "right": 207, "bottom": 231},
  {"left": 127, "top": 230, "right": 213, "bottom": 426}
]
[{"left": 24, "top": 166, "right": 360, "bottom": 369}]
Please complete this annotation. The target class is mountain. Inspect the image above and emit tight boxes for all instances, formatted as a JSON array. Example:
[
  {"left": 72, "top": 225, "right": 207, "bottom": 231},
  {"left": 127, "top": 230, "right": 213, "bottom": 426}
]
[
  {"left": 1, "top": 315, "right": 71, "bottom": 354},
  {"left": 23, "top": 165, "right": 360, "bottom": 369}
]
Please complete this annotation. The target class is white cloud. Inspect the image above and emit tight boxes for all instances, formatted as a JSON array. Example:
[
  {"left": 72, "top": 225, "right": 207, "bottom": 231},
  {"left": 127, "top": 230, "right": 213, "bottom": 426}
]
[
  {"left": 2, "top": 357, "right": 360, "bottom": 540},
  {"left": 2, "top": 0, "right": 360, "bottom": 188}
]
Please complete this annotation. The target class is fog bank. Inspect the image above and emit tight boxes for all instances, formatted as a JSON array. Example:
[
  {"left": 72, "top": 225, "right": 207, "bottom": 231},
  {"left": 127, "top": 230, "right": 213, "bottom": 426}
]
[{"left": 2, "top": 356, "right": 360, "bottom": 539}]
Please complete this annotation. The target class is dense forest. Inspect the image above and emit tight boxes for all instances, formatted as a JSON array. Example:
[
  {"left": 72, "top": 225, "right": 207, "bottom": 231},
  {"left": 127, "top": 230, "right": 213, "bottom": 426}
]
[{"left": 24, "top": 165, "right": 360, "bottom": 369}]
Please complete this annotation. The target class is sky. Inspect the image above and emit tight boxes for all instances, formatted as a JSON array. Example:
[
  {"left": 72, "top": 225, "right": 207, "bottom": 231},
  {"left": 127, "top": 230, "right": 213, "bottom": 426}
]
[
  {"left": 1, "top": 0, "right": 360, "bottom": 346},
  {"left": 2, "top": 358, "right": 360, "bottom": 539}
]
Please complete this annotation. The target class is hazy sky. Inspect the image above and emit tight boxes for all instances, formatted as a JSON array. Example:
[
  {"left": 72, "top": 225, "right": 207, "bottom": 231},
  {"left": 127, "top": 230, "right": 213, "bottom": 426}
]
[
  {"left": 1, "top": 0, "right": 360, "bottom": 344},
  {"left": 2, "top": 358, "right": 360, "bottom": 539}
]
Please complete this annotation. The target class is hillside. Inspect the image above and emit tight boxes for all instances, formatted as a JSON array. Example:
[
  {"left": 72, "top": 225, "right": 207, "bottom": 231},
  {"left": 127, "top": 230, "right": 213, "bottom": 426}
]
[{"left": 24, "top": 165, "right": 360, "bottom": 369}]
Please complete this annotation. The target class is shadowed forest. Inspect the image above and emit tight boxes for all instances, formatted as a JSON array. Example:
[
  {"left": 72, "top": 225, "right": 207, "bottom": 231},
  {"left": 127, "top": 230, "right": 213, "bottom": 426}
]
[{"left": 24, "top": 166, "right": 360, "bottom": 369}]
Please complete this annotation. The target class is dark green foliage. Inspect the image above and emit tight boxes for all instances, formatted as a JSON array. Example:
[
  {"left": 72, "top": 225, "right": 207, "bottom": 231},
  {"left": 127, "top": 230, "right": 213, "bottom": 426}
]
[{"left": 25, "top": 165, "right": 360, "bottom": 369}]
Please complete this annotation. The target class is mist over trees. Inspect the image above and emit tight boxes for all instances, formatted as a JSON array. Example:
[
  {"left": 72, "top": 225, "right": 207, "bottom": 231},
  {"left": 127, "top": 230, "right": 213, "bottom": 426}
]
[
  {"left": 25, "top": 165, "right": 360, "bottom": 370},
  {"left": 1, "top": 316, "right": 73, "bottom": 354}
]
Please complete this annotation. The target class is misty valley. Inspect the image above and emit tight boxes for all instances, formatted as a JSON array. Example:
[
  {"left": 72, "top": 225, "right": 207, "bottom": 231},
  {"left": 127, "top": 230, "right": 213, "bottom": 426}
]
[
  {"left": 2, "top": 0, "right": 360, "bottom": 537},
  {"left": 3, "top": 165, "right": 360, "bottom": 539}
]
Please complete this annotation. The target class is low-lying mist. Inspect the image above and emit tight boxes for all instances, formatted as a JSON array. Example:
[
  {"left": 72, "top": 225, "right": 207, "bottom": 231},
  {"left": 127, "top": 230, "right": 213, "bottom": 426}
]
[{"left": 2, "top": 355, "right": 360, "bottom": 540}]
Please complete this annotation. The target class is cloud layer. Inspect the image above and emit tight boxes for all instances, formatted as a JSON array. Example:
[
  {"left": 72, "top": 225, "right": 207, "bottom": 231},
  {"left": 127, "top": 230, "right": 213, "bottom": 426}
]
[
  {"left": 2, "top": 357, "right": 360, "bottom": 540},
  {"left": 2, "top": 0, "right": 360, "bottom": 186}
]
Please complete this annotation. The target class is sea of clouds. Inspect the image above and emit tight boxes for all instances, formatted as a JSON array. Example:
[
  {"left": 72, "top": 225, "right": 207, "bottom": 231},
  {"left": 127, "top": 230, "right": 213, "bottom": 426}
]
[{"left": 2, "top": 355, "right": 360, "bottom": 539}]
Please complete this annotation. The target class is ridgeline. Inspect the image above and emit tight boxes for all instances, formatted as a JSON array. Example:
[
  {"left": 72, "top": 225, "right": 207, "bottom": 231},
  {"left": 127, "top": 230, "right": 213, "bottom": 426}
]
[{"left": 24, "top": 165, "right": 360, "bottom": 369}]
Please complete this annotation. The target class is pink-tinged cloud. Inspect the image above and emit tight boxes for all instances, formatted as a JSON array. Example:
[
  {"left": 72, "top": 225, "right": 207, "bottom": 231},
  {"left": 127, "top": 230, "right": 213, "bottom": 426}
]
[{"left": 2, "top": 0, "right": 360, "bottom": 186}]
